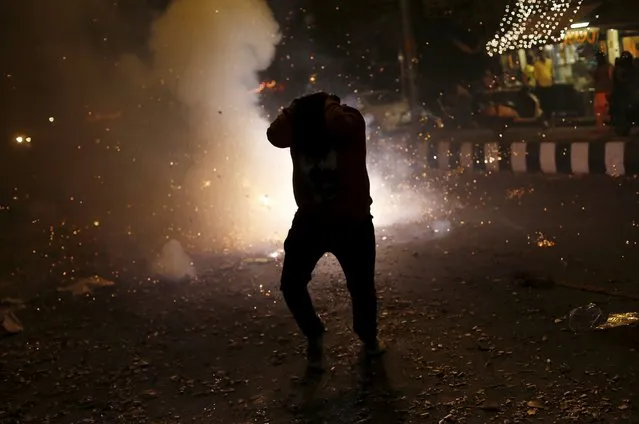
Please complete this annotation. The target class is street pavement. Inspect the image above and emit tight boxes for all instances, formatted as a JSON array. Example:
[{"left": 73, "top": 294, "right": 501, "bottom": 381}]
[{"left": 1, "top": 172, "right": 639, "bottom": 423}]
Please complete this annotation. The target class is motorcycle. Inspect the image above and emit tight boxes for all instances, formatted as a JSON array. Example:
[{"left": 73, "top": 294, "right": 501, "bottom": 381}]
[{"left": 437, "top": 84, "right": 546, "bottom": 130}]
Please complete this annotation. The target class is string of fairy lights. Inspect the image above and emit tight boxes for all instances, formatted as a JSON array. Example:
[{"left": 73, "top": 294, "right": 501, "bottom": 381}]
[{"left": 486, "top": 0, "right": 586, "bottom": 56}]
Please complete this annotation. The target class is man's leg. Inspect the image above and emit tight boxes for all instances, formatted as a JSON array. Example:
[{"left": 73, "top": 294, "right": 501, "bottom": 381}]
[
  {"left": 331, "top": 218, "right": 380, "bottom": 352},
  {"left": 280, "top": 216, "right": 326, "bottom": 358}
]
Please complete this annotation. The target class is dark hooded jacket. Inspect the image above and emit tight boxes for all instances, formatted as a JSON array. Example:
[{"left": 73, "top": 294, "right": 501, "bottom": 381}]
[{"left": 267, "top": 93, "right": 372, "bottom": 221}]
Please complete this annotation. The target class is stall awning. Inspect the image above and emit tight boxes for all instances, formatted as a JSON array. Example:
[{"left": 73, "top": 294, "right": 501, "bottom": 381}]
[{"left": 486, "top": 0, "right": 601, "bottom": 56}]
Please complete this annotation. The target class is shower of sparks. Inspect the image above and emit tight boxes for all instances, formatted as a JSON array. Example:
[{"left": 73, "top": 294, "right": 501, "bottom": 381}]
[
  {"left": 252, "top": 80, "right": 277, "bottom": 93},
  {"left": 506, "top": 187, "right": 534, "bottom": 200},
  {"left": 529, "top": 231, "right": 556, "bottom": 248}
]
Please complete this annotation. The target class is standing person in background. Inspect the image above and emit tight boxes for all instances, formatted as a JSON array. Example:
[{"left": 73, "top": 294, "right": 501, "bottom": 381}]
[
  {"left": 611, "top": 51, "right": 639, "bottom": 127},
  {"left": 592, "top": 51, "right": 613, "bottom": 128},
  {"left": 534, "top": 51, "right": 554, "bottom": 123}
]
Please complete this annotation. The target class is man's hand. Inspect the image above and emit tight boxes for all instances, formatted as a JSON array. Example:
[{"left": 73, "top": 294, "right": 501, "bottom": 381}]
[
  {"left": 267, "top": 107, "right": 295, "bottom": 149},
  {"left": 284, "top": 98, "right": 302, "bottom": 117},
  {"left": 324, "top": 95, "right": 340, "bottom": 109},
  {"left": 324, "top": 98, "right": 365, "bottom": 141},
  {"left": 282, "top": 105, "right": 295, "bottom": 118}
]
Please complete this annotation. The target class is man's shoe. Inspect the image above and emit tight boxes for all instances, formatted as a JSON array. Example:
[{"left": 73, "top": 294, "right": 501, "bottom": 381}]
[
  {"left": 306, "top": 335, "right": 324, "bottom": 370},
  {"left": 363, "top": 339, "right": 387, "bottom": 358}
]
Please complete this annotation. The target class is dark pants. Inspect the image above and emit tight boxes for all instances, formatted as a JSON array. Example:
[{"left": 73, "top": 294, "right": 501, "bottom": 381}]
[
  {"left": 536, "top": 86, "right": 553, "bottom": 120},
  {"left": 280, "top": 212, "right": 377, "bottom": 343}
]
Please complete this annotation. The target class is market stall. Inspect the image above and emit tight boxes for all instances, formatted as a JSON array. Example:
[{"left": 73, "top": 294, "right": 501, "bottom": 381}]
[{"left": 486, "top": 0, "right": 606, "bottom": 119}]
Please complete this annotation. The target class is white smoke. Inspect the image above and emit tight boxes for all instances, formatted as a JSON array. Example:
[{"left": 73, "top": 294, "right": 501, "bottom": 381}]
[
  {"left": 153, "top": 239, "right": 197, "bottom": 281},
  {"left": 148, "top": 0, "right": 296, "bottom": 250},
  {"left": 145, "top": 0, "right": 437, "bottom": 251},
  {"left": 5, "top": 0, "right": 437, "bottom": 261}
]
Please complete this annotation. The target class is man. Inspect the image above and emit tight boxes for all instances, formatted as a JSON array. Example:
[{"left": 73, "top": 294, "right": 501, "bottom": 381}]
[
  {"left": 266, "top": 92, "right": 384, "bottom": 369},
  {"left": 533, "top": 52, "right": 554, "bottom": 122},
  {"left": 592, "top": 51, "right": 613, "bottom": 128},
  {"left": 611, "top": 51, "right": 639, "bottom": 132}
]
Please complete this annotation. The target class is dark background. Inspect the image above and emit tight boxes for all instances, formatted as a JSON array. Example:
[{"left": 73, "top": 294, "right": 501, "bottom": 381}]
[
  {"left": 0, "top": 0, "right": 505, "bottom": 221},
  {"left": 0, "top": 0, "right": 505, "bottom": 120}
]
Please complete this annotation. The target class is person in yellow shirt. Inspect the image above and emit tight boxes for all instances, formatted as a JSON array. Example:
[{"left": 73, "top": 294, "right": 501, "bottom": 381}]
[
  {"left": 534, "top": 52, "right": 554, "bottom": 121},
  {"left": 522, "top": 54, "right": 536, "bottom": 87},
  {"left": 534, "top": 53, "right": 554, "bottom": 87}
]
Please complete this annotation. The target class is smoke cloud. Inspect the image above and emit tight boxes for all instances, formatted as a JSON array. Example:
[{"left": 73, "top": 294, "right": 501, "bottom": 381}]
[
  {"left": 146, "top": 0, "right": 295, "bottom": 250},
  {"left": 2, "top": 0, "right": 439, "bottom": 268},
  {"left": 144, "top": 0, "right": 434, "bottom": 251}
]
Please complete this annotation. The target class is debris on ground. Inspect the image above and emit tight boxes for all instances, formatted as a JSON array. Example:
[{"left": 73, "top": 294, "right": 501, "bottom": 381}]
[
  {"left": 1, "top": 310, "right": 23, "bottom": 334},
  {"left": 57, "top": 275, "right": 115, "bottom": 295}
]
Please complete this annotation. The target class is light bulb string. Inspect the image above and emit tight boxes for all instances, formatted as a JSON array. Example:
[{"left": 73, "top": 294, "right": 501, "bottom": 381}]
[{"left": 485, "top": 0, "right": 586, "bottom": 56}]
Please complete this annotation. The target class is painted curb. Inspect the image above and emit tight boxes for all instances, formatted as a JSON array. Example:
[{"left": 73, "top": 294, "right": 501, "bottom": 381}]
[{"left": 423, "top": 141, "right": 639, "bottom": 176}]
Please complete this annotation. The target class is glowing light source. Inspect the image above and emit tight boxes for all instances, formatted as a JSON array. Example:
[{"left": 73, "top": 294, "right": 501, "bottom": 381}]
[
  {"left": 253, "top": 80, "right": 277, "bottom": 93},
  {"left": 268, "top": 250, "right": 281, "bottom": 259},
  {"left": 49, "top": 116, "right": 55, "bottom": 122},
  {"left": 15, "top": 135, "right": 31, "bottom": 144},
  {"left": 486, "top": 0, "right": 586, "bottom": 56},
  {"left": 570, "top": 21, "right": 589, "bottom": 29}
]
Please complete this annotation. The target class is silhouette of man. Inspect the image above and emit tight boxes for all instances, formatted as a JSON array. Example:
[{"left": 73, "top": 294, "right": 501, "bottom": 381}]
[{"left": 267, "top": 92, "right": 384, "bottom": 368}]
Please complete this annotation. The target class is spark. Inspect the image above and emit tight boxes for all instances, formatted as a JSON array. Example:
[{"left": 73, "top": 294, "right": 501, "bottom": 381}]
[
  {"left": 268, "top": 250, "right": 281, "bottom": 259},
  {"left": 529, "top": 231, "right": 556, "bottom": 247},
  {"left": 253, "top": 80, "right": 277, "bottom": 93}
]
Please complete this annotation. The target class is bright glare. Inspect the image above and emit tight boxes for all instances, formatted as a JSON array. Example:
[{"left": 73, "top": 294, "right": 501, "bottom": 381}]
[
  {"left": 570, "top": 22, "right": 589, "bottom": 29},
  {"left": 143, "top": 0, "right": 434, "bottom": 252},
  {"left": 15, "top": 136, "right": 24, "bottom": 143},
  {"left": 268, "top": 250, "right": 281, "bottom": 259}
]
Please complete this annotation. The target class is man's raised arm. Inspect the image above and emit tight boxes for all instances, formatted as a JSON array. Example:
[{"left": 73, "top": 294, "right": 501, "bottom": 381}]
[
  {"left": 266, "top": 108, "right": 294, "bottom": 148},
  {"left": 324, "top": 98, "right": 366, "bottom": 140}
]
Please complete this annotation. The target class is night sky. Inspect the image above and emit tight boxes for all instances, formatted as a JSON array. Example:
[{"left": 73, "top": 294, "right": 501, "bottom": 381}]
[
  {"left": 0, "top": 0, "right": 504, "bottom": 214},
  {"left": 0, "top": 0, "right": 503, "bottom": 112}
]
